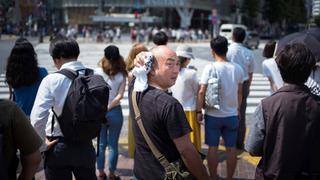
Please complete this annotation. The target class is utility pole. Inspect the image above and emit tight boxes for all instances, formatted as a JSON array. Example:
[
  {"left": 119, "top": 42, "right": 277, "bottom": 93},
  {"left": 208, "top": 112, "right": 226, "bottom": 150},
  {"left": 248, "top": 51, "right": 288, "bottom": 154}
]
[
  {"left": 236, "top": 0, "right": 242, "bottom": 24},
  {"left": 211, "top": 0, "right": 219, "bottom": 38}
]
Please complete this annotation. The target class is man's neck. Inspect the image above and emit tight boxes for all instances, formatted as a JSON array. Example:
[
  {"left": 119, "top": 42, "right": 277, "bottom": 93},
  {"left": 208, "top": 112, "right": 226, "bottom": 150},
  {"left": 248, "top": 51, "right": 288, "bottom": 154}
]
[
  {"left": 148, "top": 82, "right": 167, "bottom": 91},
  {"left": 215, "top": 55, "right": 227, "bottom": 62}
]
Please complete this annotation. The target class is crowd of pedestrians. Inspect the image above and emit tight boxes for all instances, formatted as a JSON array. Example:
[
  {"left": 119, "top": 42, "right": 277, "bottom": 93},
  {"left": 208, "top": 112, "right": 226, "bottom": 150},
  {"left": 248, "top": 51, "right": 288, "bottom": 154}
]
[{"left": 1, "top": 24, "right": 320, "bottom": 180}]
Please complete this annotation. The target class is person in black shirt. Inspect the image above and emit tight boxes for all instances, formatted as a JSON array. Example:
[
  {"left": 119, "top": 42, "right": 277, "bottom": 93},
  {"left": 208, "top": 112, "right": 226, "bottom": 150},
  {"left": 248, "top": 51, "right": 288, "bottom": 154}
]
[{"left": 129, "top": 46, "right": 209, "bottom": 180}]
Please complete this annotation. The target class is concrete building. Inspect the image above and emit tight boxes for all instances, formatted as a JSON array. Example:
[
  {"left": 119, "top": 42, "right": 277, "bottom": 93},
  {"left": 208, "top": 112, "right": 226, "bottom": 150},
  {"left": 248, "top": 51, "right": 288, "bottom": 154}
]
[
  {"left": 46, "top": 0, "right": 236, "bottom": 29},
  {"left": 313, "top": 0, "right": 320, "bottom": 16}
]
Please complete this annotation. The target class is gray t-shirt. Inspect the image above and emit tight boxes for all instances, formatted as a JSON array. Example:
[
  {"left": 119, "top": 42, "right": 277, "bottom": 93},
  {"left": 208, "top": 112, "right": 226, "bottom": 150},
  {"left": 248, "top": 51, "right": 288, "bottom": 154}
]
[{"left": 200, "top": 61, "right": 244, "bottom": 117}]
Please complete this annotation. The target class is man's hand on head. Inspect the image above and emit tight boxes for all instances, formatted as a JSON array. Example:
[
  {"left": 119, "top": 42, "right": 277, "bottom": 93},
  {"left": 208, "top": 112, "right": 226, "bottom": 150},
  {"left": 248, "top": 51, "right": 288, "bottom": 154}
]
[{"left": 134, "top": 51, "right": 149, "bottom": 67}]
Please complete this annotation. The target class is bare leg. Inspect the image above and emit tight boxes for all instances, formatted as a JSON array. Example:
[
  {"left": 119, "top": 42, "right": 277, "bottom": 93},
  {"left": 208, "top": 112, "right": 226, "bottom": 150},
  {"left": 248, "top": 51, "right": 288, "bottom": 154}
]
[
  {"left": 226, "top": 147, "right": 237, "bottom": 180},
  {"left": 207, "top": 146, "right": 219, "bottom": 180}
]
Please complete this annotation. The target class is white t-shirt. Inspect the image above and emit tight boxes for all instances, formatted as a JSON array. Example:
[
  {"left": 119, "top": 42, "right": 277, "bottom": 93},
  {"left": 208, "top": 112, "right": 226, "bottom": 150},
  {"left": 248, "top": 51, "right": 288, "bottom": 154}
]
[
  {"left": 309, "top": 67, "right": 320, "bottom": 85},
  {"left": 200, "top": 61, "right": 244, "bottom": 117},
  {"left": 171, "top": 68, "right": 199, "bottom": 111},
  {"left": 227, "top": 42, "right": 255, "bottom": 81},
  {"left": 94, "top": 68, "right": 125, "bottom": 105},
  {"left": 262, "top": 58, "right": 284, "bottom": 93}
]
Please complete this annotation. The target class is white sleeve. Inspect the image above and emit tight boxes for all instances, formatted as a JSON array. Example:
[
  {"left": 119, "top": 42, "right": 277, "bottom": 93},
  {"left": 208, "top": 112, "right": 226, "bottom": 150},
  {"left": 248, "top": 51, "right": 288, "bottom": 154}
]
[
  {"left": 227, "top": 49, "right": 235, "bottom": 63},
  {"left": 30, "top": 76, "right": 54, "bottom": 140},
  {"left": 191, "top": 71, "right": 199, "bottom": 94},
  {"left": 262, "top": 61, "right": 271, "bottom": 77},
  {"left": 248, "top": 52, "right": 255, "bottom": 73},
  {"left": 199, "top": 65, "right": 211, "bottom": 85},
  {"left": 235, "top": 64, "right": 245, "bottom": 83}
]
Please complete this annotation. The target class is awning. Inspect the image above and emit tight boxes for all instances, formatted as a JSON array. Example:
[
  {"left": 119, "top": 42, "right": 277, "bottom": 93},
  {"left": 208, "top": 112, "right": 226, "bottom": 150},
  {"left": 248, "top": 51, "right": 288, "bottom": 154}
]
[{"left": 91, "top": 15, "right": 161, "bottom": 23}]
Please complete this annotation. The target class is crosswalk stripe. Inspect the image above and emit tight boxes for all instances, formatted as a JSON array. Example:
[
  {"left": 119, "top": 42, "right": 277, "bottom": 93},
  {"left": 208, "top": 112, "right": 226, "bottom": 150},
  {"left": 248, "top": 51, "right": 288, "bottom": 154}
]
[{"left": 0, "top": 73, "right": 271, "bottom": 116}]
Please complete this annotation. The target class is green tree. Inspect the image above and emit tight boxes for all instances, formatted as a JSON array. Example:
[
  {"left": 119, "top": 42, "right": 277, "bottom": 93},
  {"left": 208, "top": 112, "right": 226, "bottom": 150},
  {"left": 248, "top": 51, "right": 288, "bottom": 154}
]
[
  {"left": 242, "top": 0, "right": 260, "bottom": 17},
  {"left": 263, "top": 0, "right": 286, "bottom": 24},
  {"left": 315, "top": 15, "right": 320, "bottom": 27},
  {"left": 284, "top": 0, "right": 307, "bottom": 24},
  {"left": 241, "top": 0, "right": 260, "bottom": 27}
]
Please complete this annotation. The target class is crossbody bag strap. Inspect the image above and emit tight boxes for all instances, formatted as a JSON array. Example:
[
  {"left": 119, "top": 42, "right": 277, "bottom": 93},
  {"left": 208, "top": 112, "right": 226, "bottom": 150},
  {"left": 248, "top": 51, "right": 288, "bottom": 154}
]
[
  {"left": 131, "top": 91, "right": 172, "bottom": 169},
  {"left": 212, "top": 63, "right": 218, "bottom": 79}
]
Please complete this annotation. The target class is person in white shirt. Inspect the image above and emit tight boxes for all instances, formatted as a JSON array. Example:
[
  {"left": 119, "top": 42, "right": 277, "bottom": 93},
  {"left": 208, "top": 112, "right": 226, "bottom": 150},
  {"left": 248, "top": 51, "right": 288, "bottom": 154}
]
[
  {"left": 227, "top": 27, "right": 255, "bottom": 150},
  {"left": 30, "top": 36, "right": 97, "bottom": 180},
  {"left": 306, "top": 65, "right": 320, "bottom": 96},
  {"left": 197, "top": 36, "right": 244, "bottom": 180},
  {"left": 171, "top": 45, "right": 201, "bottom": 151},
  {"left": 94, "top": 45, "right": 127, "bottom": 180},
  {"left": 262, "top": 41, "right": 284, "bottom": 93}
]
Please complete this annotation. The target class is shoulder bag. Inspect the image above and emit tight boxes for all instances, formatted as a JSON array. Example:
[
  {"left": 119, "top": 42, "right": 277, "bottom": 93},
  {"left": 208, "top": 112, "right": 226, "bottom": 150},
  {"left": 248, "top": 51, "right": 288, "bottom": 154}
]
[
  {"left": 131, "top": 91, "right": 196, "bottom": 180},
  {"left": 205, "top": 63, "right": 221, "bottom": 109}
]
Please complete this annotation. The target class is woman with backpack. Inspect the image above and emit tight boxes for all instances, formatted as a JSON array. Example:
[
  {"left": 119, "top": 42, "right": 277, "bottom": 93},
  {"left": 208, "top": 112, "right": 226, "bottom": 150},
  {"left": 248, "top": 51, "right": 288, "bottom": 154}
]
[
  {"left": 5, "top": 37, "right": 48, "bottom": 116},
  {"left": 95, "top": 45, "right": 127, "bottom": 180}
]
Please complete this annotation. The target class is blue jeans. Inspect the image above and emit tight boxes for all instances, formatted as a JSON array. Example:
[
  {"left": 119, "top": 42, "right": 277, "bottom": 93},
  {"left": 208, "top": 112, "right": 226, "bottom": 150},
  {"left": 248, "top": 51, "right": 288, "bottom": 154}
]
[{"left": 97, "top": 105, "right": 123, "bottom": 173}]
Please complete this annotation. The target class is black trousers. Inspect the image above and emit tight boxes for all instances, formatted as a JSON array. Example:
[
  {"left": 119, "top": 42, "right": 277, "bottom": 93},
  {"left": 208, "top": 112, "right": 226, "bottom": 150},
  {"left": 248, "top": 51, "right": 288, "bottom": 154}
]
[
  {"left": 236, "top": 80, "right": 250, "bottom": 149},
  {"left": 44, "top": 138, "right": 97, "bottom": 180}
]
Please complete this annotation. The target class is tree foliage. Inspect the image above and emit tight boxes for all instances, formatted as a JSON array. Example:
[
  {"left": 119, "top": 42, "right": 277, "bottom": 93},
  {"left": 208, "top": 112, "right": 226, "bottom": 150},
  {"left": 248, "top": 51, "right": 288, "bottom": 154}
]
[
  {"left": 315, "top": 15, "right": 320, "bottom": 27},
  {"left": 263, "top": 0, "right": 286, "bottom": 24},
  {"left": 242, "top": 0, "right": 260, "bottom": 18},
  {"left": 263, "top": 0, "right": 306, "bottom": 24},
  {"left": 284, "top": 0, "right": 307, "bottom": 24}
]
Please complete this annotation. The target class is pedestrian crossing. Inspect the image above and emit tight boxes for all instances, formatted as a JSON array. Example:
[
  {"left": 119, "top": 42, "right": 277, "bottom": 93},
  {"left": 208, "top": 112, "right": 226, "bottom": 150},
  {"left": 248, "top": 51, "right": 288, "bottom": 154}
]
[
  {"left": 0, "top": 72, "right": 270, "bottom": 138},
  {"left": 0, "top": 73, "right": 270, "bottom": 116}
]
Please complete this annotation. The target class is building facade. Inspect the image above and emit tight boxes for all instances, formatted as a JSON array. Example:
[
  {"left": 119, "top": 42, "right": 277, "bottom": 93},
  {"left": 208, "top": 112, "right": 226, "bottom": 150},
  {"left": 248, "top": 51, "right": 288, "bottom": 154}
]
[
  {"left": 313, "top": 0, "right": 320, "bottom": 16},
  {"left": 47, "top": 0, "right": 236, "bottom": 29}
]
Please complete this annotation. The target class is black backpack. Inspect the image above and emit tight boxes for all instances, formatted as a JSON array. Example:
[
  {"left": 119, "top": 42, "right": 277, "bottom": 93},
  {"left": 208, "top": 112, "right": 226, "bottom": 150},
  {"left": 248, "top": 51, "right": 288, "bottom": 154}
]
[{"left": 52, "top": 68, "right": 109, "bottom": 143}]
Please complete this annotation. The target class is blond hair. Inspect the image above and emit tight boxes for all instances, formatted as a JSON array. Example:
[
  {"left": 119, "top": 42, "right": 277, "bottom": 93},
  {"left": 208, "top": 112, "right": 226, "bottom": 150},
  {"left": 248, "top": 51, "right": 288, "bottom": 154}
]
[{"left": 126, "top": 43, "right": 148, "bottom": 71}]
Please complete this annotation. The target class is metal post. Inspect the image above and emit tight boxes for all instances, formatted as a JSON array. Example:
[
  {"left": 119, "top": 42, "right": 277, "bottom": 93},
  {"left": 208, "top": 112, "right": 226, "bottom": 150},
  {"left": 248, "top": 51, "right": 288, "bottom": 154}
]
[{"left": 211, "top": 0, "right": 218, "bottom": 38}]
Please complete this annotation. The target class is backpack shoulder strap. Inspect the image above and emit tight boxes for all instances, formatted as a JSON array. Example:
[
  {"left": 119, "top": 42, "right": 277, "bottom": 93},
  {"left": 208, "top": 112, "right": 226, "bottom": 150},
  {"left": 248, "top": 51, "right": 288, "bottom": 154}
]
[
  {"left": 56, "top": 69, "right": 78, "bottom": 80},
  {"left": 85, "top": 68, "right": 94, "bottom": 76},
  {"left": 51, "top": 68, "right": 78, "bottom": 134},
  {"left": 131, "top": 91, "right": 172, "bottom": 170}
]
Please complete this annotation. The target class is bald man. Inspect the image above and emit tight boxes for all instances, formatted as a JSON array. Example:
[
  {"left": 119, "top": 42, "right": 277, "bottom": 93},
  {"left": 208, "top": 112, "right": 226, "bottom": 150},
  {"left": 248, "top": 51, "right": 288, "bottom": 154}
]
[{"left": 129, "top": 46, "right": 209, "bottom": 180}]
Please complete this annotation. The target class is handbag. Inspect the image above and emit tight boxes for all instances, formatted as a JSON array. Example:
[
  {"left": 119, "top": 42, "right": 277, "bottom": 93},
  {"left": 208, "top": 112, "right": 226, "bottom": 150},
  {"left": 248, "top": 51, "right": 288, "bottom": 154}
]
[
  {"left": 131, "top": 91, "right": 196, "bottom": 180},
  {"left": 205, "top": 63, "right": 221, "bottom": 109}
]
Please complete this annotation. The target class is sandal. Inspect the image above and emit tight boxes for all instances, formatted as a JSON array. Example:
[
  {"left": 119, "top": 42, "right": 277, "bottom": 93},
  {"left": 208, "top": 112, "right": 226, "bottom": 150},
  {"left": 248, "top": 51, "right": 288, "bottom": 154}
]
[
  {"left": 98, "top": 173, "right": 107, "bottom": 180},
  {"left": 109, "top": 174, "right": 121, "bottom": 180}
]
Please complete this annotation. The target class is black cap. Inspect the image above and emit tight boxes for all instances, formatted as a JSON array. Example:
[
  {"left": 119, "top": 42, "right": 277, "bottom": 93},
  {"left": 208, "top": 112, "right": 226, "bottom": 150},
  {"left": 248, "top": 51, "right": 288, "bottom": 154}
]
[{"left": 104, "top": 45, "right": 120, "bottom": 61}]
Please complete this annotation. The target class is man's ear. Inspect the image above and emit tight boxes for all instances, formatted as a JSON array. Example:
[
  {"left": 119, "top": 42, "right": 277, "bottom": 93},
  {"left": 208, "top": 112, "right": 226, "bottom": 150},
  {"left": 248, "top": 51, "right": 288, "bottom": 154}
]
[
  {"left": 53, "top": 58, "right": 62, "bottom": 69},
  {"left": 211, "top": 50, "right": 216, "bottom": 58},
  {"left": 149, "top": 68, "right": 156, "bottom": 76}
]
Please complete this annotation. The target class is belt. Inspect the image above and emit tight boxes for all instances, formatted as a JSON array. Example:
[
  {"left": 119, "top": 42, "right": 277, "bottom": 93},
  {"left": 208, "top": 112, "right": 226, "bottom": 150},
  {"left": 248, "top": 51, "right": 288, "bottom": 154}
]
[{"left": 46, "top": 136, "right": 92, "bottom": 145}]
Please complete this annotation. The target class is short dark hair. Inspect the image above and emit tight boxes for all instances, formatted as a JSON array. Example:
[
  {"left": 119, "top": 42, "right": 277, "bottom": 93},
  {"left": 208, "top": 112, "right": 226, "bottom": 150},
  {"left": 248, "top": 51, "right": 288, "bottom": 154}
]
[
  {"left": 153, "top": 31, "right": 168, "bottom": 45},
  {"left": 210, "top": 36, "right": 228, "bottom": 56},
  {"left": 178, "top": 56, "right": 189, "bottom": 70},
  {"left": 49, "top": 35, "right": 80, "bottom": 60},
  {"left": 232, "top": 27, "right": 246, "bottom": 43},
  {"left": 263, "top": 41, "right": 276, "bottom": 58},
  {"left": 276, "top": 43, "right": 316, "bottom": 85}
]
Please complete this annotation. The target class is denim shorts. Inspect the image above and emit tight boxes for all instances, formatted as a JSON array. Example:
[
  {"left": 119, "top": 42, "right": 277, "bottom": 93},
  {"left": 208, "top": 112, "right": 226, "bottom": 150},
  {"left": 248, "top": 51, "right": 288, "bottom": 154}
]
[{"left": 204, "top": 115, "right": 239, "bottom": 147}]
